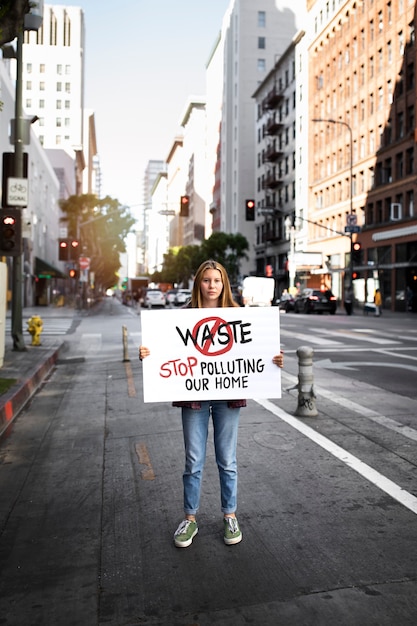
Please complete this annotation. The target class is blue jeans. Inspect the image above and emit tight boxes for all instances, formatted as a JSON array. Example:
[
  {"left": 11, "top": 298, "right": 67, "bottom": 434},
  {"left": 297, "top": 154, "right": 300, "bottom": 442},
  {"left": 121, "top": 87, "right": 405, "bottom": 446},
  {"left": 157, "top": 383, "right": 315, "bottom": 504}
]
[{"left": 181, "top": 401, "right": 240, "bottom": 516}]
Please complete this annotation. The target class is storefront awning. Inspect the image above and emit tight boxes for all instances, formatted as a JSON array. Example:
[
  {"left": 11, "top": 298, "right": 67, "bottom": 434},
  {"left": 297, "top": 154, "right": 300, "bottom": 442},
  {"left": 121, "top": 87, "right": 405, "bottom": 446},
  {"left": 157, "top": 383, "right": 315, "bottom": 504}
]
[{"left": 35, "top": 257, "right": 67, "bottom": 279}]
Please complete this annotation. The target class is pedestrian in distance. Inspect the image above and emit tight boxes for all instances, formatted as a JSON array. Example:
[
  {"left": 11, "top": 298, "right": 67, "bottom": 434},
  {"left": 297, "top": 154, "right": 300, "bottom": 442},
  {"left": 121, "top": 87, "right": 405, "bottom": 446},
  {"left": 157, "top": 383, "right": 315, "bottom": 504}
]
[
  {"left": 344, "top": 285, "right": 353, "bottom": 316},
  {"left": 374, "top": 288, "right": 382, "bottom": 316},
  {"left": 139, "top": 259, "right": 284, "bottom": 548}
]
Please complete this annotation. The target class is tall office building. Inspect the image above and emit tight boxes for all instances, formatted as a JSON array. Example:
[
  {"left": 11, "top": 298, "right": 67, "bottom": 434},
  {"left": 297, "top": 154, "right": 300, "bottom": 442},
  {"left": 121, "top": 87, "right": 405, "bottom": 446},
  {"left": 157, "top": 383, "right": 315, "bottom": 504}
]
[
  {"left": 308, "top": 0, "right": 417, "bottom": 311},
  {"left": 21, "top": 5, "right": 96, "bottom": 195},
  {"left": 22, "top": 5, "right": 84, "bottom": 150},
  {"left": 219, "top": 0, "right": 300, "bottom": 276}
]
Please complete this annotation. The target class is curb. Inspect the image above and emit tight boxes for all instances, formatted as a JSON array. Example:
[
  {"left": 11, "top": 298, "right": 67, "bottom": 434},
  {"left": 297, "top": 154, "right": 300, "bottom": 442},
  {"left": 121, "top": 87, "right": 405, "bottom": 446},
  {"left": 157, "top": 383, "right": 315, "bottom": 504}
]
[{"left": 0, "top": 346, "right": 61, "bottom": 439}]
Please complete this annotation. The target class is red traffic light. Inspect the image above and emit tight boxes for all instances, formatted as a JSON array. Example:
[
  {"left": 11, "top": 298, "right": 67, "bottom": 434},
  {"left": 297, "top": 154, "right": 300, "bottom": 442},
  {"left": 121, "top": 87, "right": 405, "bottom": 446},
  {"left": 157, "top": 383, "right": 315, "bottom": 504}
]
[
  {"left": 180, "top": 195, "right": 190, "bottom": 217},
  {"left": 3, "top": 216, "right": 16, "bottom": 225},
  {"left": 245, "top": 199, "right": 255, "bottom": 221},
  {"left": 353, "top": 242, "right": 361, "bottom": 251},
  {"left": 59, "top": 240, "right": 68, "bottom": 249}
]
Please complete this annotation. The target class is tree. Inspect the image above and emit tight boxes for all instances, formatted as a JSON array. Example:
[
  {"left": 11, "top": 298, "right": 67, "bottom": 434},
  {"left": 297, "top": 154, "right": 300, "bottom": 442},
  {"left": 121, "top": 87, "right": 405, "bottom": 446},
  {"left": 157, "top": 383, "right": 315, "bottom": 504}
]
[
  {"left": 0, "top": 0, "right": 32, "bottom": 47},
  {"left": 59, "top": 194, "right": 136, "bottom": 290},
  {"left": 157, "top": 232, "right": 249, "bottom": 287}
]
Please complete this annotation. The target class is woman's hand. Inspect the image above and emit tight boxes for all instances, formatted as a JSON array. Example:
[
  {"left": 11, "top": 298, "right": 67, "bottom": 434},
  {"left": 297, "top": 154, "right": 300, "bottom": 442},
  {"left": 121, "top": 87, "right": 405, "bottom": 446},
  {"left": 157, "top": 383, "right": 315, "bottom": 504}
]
[
  {"left": 139, "top": 346, "right": 150, "bottom": 361},
  {"left": 272, "top": 350, "right": 284, "bottom": 368}
]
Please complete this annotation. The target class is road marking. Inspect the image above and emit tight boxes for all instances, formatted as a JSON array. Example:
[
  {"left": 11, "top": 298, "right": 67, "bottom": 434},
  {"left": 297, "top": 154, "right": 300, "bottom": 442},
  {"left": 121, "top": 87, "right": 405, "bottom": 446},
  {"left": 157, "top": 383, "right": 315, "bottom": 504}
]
[
  {"left": 124, "top": 361, "right": 136, "bottom": 397},
  {"left": 256, "top": 398, "right": 417, "bottom": 515},
  {"left": 319, "top": 328, "right": 401, "bottom": 345},
  {"left": 135, "top": 442, "right": 155, "bottom": 480},
  {"left": 316, "top": 359, "right": 417, "bottom": 372},
  {"left": 280, "top": 329, "right": 342, "bottom": 346},
  {"left": 282, "top": 370, "right": 417, "bottom": 443}
]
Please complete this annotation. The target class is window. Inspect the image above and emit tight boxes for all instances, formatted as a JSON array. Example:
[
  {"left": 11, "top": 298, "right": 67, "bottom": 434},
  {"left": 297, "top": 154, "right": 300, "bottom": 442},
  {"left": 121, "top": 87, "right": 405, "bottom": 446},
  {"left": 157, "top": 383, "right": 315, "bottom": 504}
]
[
  {"left": 39, "top": 63, "right": 45, "bottom": 73},
  {"left": 39, "top": 81, "right": 45, "bottom": 91},
  {"left": 56, "top": 100, "right": 62, "bottom": 109},
  {"left": 398, "top": 112, "right": 404, "bottom": 138},
  {"left": 257, "top": 59, "right": 266, "bottom": 72},
  {"left": 57, "top": 64, "right": 62, "bottom": 74},
  {"left": 65, "top": 82, "right": 71, "bottom": 93},
  {"left": 26, "top": 99, "right": 32, "bottom": 108},
  {"left": 258, "top": 11, "right": 266, "bottom": 27},
  {"left": 407, "top": 63, "right": 415, "bottom": 90},
  {"left": 399, "top": 31, "right": 404, "bottom": 55},
  {"left": 56, "top": 118, "right": 62, "bottom": 127},
  {"left": 57, "top": 82, "right": 62, "bottom": 91},
  {"left": 408, "top": 105, "right": 415, "bottom": 132},
  {"left": 39, "top": 99, "right": 45, "bottom": 108},
  {"left": 396, "top": 153, "right": 404, "bottom": 178},
  {"left": 406, "top": 148, "right": 414, "bottom": 175},
  {"left": 65, "top": 100, "right": 70, "bottom": 109},
  {"left": 26, "top": 63, "right": 32, "bottom": 73},
  {"left": 26, "top": 81, "right": 32, "bottom": 90},
  {"left": 258, "top": 37, "right": 265, "bottom": 49}
]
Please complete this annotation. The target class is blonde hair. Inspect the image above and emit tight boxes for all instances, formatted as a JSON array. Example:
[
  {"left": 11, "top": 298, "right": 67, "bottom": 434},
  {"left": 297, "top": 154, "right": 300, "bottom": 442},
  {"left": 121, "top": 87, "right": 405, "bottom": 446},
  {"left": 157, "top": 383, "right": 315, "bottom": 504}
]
[{"left": 191, "top": 259, "right": 239, "bottom": 308}]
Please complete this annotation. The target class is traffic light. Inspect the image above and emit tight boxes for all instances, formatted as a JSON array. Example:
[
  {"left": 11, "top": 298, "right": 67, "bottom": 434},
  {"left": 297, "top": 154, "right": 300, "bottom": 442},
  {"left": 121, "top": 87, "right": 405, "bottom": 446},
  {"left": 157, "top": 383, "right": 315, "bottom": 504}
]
[
  {"left": 245, "top": 199, "right": 255, "bottom": 221},
  {"left": 0, "top": 208, "right": 22, "bottom": 256},
  {"left": 352, "top": 271, "right": 361, "bottom": 280},
  {"left": 70, "top": 239, "right": 80, "bottom": 260},
  {"left": 180, "top": 195, "right": 190, "bottom": 217},
  {"left": 352, "top": 241, "right": 362, "bottom": 265},
  {"left": 69, "top": 268, "right": 79, "bottom": 279},
  {"left": 58, "top": 238, "right": 69, "bottom": 261}
]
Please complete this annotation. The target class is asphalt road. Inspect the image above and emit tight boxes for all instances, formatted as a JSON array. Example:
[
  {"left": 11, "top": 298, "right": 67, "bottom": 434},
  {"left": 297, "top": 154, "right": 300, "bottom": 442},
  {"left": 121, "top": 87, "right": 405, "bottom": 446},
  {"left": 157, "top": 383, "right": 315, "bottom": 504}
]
[
  {"left": 0, "top": 298, "right": 416, "bottom": 626},
  {"left": 280, "top": 307, "right": 417, "bottom": 399}
]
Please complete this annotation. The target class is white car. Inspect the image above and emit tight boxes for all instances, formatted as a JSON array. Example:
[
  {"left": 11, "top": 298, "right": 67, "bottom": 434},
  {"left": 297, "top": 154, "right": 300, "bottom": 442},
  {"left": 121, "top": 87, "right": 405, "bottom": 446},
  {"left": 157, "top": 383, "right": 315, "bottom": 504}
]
[
  {"left": 165, "top": 289, "right": 178, "bottom": 306},
  {"left": 142, "top": 288, "right": 166, "bottom": 308},
  {"left": 175, "top": 289, "right": 192, "bottom": 306}
]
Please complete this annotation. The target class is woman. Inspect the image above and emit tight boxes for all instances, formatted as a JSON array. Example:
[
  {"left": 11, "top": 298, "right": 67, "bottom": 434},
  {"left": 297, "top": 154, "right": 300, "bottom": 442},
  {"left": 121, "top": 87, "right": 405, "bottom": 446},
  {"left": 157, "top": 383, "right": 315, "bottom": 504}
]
[{"left": 139, "top": 259, "right": 284, "bottom": 548}]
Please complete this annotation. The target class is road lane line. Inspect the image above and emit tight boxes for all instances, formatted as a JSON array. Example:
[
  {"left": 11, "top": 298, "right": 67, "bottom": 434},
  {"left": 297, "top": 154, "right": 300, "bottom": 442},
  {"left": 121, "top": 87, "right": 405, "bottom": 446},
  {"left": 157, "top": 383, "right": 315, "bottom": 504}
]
[
  {"left": 135, "top": 442, "right": 155, "bottom": 480},
  {"left": 124, "top": 361, "right": 137, "bottom": 397},
  {"left": 255, "top": 398, "right": 417, "bottom": 516}
]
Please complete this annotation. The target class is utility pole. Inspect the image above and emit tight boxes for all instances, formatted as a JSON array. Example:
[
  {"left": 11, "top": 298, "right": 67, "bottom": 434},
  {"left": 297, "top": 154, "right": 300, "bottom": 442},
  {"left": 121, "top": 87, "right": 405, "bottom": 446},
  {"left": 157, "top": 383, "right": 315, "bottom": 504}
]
[
  {"left": 11, "top": 31, "right": 26, "bottom": 351},
  {"left": 8, "top": 3, "right": 44, "bottom": 350}
]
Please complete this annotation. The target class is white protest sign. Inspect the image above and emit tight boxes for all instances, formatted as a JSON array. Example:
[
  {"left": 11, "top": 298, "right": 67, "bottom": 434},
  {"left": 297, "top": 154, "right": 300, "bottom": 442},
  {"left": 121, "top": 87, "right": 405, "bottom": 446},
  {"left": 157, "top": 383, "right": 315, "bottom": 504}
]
[{"left": 140, "top": 307, "right": 281, "bottom": 403}]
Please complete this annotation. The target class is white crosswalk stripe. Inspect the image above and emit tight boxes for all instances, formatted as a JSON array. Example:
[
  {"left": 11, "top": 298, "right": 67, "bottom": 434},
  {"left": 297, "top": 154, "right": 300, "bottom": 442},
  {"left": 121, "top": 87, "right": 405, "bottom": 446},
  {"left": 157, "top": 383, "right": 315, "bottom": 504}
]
[{"left": 5, "top": 318, "right": 74, "bottom": 336}]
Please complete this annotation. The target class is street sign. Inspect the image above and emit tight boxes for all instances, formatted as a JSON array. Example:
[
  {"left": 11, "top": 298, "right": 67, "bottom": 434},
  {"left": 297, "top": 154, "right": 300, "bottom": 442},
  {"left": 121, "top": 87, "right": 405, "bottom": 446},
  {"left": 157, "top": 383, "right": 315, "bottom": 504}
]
[
  {"left": 344, "top": 225, "right": 361, "bottom": 233},
  {"left": 79, "top": 256, "right": 90, "bottom": 270},
  {"left": 346, "top": 214, "right": 358, "bottom": 226},
  {"left": 7, "top": 177, "right": 28, "bottom": 207}
]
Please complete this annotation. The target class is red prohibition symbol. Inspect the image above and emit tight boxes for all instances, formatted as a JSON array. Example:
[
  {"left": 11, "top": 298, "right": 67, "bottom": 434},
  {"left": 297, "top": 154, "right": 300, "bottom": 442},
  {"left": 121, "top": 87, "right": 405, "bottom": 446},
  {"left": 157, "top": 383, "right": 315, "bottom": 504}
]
[{"left": 192, "top": 316, "right": 234, "bottom": 357}]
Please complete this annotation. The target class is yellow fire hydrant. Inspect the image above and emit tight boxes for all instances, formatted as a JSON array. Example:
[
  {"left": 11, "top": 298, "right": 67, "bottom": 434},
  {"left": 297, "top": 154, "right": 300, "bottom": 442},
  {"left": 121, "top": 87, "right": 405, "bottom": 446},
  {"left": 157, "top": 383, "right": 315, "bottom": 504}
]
[{"left": 27, "top": 315, "right": 43, "bottom": 346}]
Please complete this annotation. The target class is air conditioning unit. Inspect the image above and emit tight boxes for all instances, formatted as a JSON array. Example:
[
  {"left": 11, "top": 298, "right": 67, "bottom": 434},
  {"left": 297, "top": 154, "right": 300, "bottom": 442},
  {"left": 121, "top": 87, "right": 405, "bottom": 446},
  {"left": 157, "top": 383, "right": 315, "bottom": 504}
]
[{"left": 390, "top": 203, "right": 402, "bottom": 221}]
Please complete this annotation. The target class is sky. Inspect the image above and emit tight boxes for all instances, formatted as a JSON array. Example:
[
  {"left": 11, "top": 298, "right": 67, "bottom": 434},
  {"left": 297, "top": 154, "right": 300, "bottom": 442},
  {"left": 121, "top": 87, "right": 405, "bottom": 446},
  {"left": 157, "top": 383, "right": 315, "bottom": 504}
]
[{"left": 63, "top": 0, "right": 231, "bottom": 215}]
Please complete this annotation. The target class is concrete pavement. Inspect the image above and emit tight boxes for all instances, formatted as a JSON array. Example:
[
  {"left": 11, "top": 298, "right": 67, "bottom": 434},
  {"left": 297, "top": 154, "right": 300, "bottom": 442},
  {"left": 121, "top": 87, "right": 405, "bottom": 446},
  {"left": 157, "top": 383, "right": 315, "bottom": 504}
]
[{"left": 0, "top": 306, "right": 76, "bottom": 438}]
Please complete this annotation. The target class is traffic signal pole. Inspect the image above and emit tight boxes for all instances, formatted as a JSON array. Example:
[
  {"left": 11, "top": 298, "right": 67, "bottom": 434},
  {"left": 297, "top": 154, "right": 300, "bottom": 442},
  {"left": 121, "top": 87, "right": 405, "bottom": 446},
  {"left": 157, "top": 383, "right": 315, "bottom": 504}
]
[{"left": 11, "top": 31, "right": 26, "bottom": 352}]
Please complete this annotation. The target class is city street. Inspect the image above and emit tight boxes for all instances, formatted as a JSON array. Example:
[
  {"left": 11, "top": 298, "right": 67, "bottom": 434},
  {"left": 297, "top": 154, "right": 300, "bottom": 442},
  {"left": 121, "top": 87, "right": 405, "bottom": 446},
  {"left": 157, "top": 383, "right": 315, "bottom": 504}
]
[{"left": 0, "top": 298, "right": 416, "bottom": 626}]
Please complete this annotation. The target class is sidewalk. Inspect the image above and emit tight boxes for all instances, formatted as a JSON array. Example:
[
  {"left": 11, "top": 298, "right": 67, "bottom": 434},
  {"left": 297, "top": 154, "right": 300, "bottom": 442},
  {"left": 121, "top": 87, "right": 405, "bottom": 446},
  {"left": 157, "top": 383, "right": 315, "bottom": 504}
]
[{"left": 0, "top": 306, "right": 75, "bottom": 438}]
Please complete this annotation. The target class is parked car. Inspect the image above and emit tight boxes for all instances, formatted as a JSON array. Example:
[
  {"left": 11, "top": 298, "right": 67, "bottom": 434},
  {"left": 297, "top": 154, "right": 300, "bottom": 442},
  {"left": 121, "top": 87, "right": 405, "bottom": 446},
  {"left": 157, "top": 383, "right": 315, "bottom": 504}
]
[
  {"left": 294, "top": 288, "right": 337, "bottom": 314},
  {"left": 142, "top": 288, "right": 166, "bottom": 309},
  {"left": 165, "top": 288, "right": 178, "bottom": 306},
  {"left": 276, "top": 291, "right": 295, "bottom": 312},
  {"left": 175, "top": 289, "right": 192, "bottom": 306}
]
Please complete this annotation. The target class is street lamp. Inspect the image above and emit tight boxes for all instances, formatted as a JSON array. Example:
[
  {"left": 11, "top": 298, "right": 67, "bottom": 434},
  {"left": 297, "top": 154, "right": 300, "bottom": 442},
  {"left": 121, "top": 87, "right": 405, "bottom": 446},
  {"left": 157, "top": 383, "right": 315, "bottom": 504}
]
[{"left": 312, "top": 118, "right": 354, "bottom": 289}]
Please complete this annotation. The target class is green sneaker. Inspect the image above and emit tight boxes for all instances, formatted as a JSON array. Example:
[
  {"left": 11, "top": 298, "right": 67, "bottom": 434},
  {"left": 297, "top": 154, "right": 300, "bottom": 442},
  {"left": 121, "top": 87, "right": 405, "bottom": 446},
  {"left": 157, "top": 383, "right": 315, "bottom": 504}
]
[
  {"left": 223, "top": 516, "right": 242, "bottom": 545},
  {"left": 174, "top": 519, "right": 198, "bottom": 548}
]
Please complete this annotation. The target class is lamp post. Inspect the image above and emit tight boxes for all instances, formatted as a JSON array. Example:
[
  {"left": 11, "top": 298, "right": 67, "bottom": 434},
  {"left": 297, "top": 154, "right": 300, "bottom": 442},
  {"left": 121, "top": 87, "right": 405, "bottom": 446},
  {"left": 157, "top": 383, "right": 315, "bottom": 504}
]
[{"left": 312, "top": 118, "right": 354, "bottom": 289}]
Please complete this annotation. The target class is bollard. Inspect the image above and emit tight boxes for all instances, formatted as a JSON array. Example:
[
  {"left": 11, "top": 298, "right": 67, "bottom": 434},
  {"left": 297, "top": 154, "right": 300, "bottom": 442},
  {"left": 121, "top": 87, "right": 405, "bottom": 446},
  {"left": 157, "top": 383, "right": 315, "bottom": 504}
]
[
  {"left": 294, "top": 345, "right": 318, "bottom": 417},
  {"left": 122, "top": 325, "right": 130, "bottom": 362},
  {"left": 26, "top": 315, "right": 43, "bottom": 346}
]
